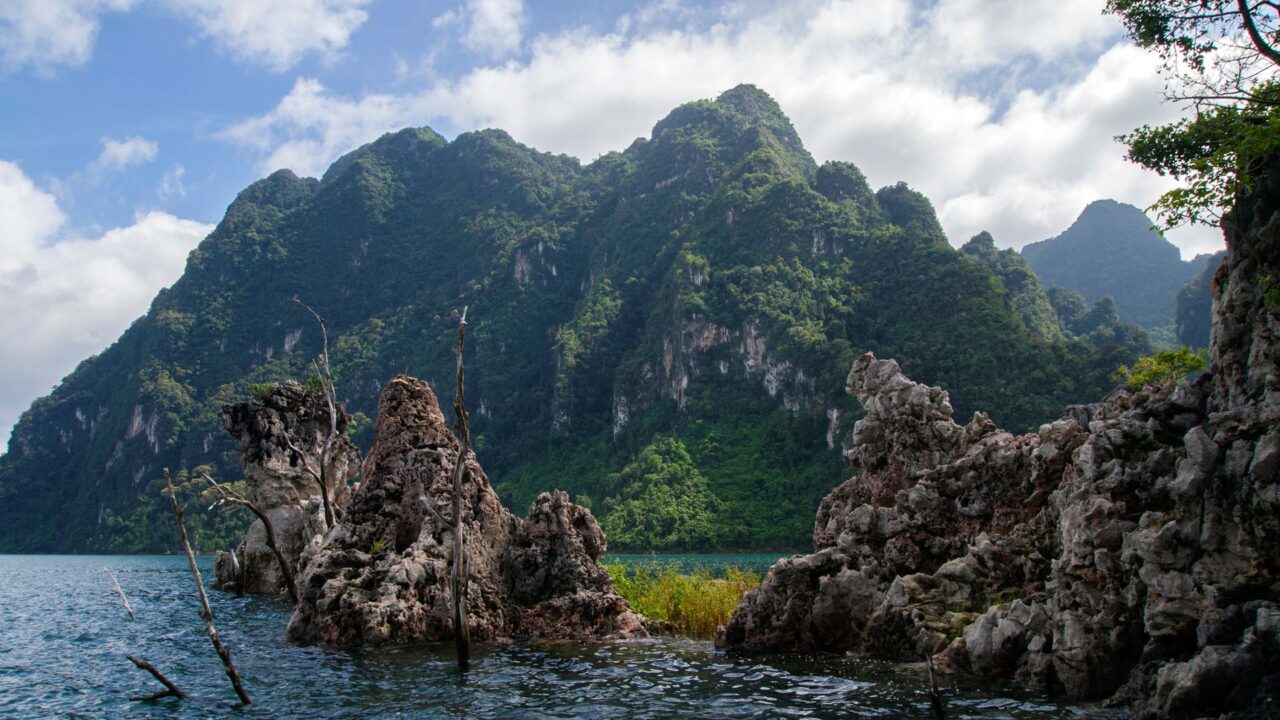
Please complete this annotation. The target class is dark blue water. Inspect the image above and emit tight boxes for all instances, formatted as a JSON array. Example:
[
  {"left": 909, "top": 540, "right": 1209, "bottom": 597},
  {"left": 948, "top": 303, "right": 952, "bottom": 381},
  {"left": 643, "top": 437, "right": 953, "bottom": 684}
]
[{"left": 0, "top": 555, "right": 1085, "bottom": 719}]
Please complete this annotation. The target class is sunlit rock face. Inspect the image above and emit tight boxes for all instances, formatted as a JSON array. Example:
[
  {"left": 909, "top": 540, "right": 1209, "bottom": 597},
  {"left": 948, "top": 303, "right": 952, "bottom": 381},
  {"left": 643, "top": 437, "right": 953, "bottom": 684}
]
[
  {"left": 214, "top": 381, "right": 359, "bottom": 595},
  {"left": 720, "top": 160, "right": 1280, "bottom": 719},
  {"left": 286, "top": 375, "right": 644, "bottom": 646}
]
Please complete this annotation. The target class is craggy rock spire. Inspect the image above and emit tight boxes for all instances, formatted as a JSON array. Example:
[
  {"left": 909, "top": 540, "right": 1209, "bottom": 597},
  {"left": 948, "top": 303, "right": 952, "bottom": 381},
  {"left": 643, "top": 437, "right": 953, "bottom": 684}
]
[
  {"left": 286, "top": 375, "right": 643, "bottom": 645},
  {"left": 214, "top": 381, "right": 360, "bottom": 595},
  {"left": 719, "top": 161, "right": 1280, "bottom": 718}
]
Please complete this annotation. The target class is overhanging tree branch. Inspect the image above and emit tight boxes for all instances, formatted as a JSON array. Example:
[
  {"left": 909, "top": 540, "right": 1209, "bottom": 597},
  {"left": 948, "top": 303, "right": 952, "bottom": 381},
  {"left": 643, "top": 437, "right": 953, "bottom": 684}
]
[{"left": 1238, "top": 0, "right": 1280, "bottom": 66}]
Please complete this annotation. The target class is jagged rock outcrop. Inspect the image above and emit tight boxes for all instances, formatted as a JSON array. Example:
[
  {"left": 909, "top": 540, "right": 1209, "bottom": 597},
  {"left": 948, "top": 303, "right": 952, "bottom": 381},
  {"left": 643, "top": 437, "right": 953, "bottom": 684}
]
[
  {"left": 286, "top": 375, "right": 644, "bottom": 645},
  {"left": 719, "top": 162, "right": 1280, "bottom": 719},
  {"left": 213, "top": 381, "right": 360, "bottom": 595}
]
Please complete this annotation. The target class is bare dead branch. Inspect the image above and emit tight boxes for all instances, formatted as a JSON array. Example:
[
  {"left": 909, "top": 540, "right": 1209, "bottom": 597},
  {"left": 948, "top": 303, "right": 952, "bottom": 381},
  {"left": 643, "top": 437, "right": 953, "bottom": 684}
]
[
  {"left": 293, "top": 297, "right": 338, "bottom": 530},
  {"left": 127, "top": 654, "right": 189, "bottom": 701},
  {"left": 201, "top": 473, "right": 300, "bottom": 606},
  {"left": 104, "top": 567, "right": 136, "bottom": 622},
  {"left": 449, "top": 306, "right": 472, "bottom": 671},
  {"left": 163, "top": 468, "right": 251, "bottom": 705}
]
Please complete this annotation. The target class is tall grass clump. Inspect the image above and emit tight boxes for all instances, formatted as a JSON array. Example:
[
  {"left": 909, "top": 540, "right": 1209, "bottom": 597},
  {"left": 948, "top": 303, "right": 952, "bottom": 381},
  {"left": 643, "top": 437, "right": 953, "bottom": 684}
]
[{"left": 605, "top": 563, "right": 761, "bottom": 638}]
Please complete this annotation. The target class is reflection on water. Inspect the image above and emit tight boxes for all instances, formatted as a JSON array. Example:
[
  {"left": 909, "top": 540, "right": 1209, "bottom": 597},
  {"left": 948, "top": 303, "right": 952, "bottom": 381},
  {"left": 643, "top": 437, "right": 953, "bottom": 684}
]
[{"left": 0, "top": 555, "right": 1083, "bottom": 718}]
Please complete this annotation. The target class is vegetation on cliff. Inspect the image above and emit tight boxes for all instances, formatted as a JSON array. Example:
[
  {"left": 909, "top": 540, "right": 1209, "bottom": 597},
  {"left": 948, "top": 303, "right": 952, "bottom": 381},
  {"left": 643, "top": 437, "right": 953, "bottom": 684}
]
[{"left": 0, "top": 86, "right": 1151, "bottom": 553}]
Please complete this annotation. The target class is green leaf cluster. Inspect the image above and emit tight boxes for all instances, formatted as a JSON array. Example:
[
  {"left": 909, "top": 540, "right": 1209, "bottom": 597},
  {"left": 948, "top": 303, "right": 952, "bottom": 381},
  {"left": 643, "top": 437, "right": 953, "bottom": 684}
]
[{"left": 1112, "top": 347, "right": 1207, "bottom": 390}]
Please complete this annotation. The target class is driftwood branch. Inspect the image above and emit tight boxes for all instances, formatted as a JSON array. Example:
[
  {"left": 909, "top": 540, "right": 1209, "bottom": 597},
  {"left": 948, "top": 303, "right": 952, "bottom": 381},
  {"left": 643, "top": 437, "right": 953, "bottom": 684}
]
[
  {"left": 127, "top": 654, "right": 189, "bottom": 701},
  {"left": 449, "top": 306, "right": 472, "bottom": 671},
  {"left": 202, "top": 472, "right": 300, "bottom": 606},
  {"left": 104, "top": 567, "right": 136, "bottom": 622},
  {"left": 293, "top": 297, "right": 338, "bottom": 530},
  {"left": 163, "top": 468, "right": 251, "bottom": 705}
]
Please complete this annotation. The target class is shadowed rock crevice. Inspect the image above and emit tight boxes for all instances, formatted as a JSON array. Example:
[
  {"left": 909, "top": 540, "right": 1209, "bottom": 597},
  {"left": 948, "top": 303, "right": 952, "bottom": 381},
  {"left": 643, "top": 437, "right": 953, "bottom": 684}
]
[{"left": 285, "top": 375, "right": 644, "bottom": 646}]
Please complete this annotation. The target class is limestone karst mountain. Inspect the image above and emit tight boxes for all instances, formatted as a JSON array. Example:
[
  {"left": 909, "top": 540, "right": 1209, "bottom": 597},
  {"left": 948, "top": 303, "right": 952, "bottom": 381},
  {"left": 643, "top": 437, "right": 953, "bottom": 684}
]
[
  {"left": 0, "top": 86, "right": 1148, "bottom": 553},
  {"left": 1020, "top": 199, "right": 1219, "bottom": 331}
]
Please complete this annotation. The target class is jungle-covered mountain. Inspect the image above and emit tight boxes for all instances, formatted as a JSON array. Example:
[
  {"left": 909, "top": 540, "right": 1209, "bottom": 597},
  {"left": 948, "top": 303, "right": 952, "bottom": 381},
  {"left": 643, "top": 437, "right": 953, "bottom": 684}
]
[
  {"left": 0, "top": 85, "right": 1150, "bottom": 553},
  {"left": 1020, "top": 199, "right": 1217, "bottom": 332}
]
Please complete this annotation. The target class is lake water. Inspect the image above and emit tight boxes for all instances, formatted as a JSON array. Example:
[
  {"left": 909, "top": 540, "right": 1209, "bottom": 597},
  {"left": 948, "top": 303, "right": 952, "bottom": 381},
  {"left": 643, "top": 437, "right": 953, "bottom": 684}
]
[{"left": 0, "top": 555, "right": 1087, "bottom": 719}]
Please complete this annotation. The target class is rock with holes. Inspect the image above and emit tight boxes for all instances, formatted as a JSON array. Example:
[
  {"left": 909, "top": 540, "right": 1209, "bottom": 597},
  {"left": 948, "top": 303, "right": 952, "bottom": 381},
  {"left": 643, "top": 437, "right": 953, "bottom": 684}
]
[
  {"left": 285, "top": 375, "right": 643, "bottom": 645},
  {"left": 213, "top": 380, "right": 360, "bottom": 595}
]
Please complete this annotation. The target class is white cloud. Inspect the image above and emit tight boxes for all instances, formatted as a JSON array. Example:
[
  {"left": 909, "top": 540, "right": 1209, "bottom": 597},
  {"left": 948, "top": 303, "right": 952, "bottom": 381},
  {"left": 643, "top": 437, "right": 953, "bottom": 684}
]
[
  {"left": 223, "top": 0, "right": 1223, "bottom": 257},
  {"left": 162, "top": 0, "right": 372, "bottom": 72},
  {"left": 1, "top": 0, "right": 369, "bottom": 74},
  {"left": 157, "top": 163, "right": 186, "bottom": 199},
  {"left": 92, "top": 135, "right": 158, "bottom": 172},
  {"left": 0, "top": 0, "right": 133, "bottom": 73},
  {"left": 461, "top": 0, "right": 525, "bottom": 58},
  {"left": 0, "top": 161, "right": 213, "bottom": 445}
]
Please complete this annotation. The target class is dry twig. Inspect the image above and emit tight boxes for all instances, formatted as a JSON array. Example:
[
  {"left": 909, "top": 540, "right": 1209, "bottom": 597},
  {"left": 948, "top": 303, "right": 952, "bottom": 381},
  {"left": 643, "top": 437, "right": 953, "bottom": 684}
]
[
  {"left": 127, "top": 654, "right": 189, "bottom": 701},
  {"left": 163, "top": 468, "right": 251, "bottom": 705},
  {"left": 449, "top": 306, "right": 472, "bottom": 671},
  {"left": 103, "top": 567, "right": 136, "bottom": 622},
  {"left": 291, "top": 297, "right": 339, "bottom": 530}
]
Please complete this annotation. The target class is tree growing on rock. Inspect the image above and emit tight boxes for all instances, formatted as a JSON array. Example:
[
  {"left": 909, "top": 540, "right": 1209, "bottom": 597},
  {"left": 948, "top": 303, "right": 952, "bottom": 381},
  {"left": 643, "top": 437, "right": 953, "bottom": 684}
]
[{"left": 1108, "top": 0, "right": 1280, "bottom": 227}]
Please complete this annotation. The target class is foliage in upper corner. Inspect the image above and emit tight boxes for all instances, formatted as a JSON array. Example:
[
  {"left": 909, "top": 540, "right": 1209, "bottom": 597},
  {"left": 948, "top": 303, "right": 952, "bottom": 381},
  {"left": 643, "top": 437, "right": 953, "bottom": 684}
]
[
  {"left": 1112, "top": 346, "right": 1207, "bottom": 390},
  {"left": 1122, "top": 92, "right": 1280, "bottom": 227},
  {"left": 1107, "top": 1, "right": 1280, "bottom": 229}
]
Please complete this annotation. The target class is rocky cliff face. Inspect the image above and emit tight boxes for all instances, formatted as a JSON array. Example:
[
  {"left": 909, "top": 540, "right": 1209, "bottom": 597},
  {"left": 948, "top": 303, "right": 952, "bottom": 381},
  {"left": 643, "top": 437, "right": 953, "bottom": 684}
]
[
  {"left": 213, "top": 381, "right": 360, "bottom": 595},
  {"left": 719, "top": 166, "right": 1280, "bottom": 718},
  {"left": 286, "top": 375, "right": 644, "bottom": 645}
]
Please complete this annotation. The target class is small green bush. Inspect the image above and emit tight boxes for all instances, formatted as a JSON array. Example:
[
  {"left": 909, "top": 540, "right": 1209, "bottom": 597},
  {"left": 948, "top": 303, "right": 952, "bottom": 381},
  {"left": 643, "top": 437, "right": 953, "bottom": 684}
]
[
  {"left": 1112, "top": 347, "right": 1207, "bottom": 390},
  {"left": 605, "top": 563, "right": 760, "bottom": 638}
]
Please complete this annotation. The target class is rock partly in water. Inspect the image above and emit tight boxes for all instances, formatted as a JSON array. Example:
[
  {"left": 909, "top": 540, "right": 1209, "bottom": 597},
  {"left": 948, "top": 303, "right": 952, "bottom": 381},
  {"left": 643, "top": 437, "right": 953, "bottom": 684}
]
[
  {"left": 719, "top": 159, "right": 1280, "bottom": 720},
  {"left": 213, "top": 380, "right": 360, "bottom": 596},
  {"left": 286, "top": 375, "right": 644, "bottom": 645}
]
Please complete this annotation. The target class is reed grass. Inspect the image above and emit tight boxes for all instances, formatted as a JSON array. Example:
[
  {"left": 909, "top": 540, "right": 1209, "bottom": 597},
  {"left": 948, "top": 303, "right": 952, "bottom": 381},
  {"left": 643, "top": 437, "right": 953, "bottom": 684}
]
[{"left": 605, "top": 563, "right": 761, "bottom": 639}]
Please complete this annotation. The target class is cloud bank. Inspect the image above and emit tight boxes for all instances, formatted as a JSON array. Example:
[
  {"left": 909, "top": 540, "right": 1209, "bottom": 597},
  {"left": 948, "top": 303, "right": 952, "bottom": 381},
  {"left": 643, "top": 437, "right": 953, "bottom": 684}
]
[
  {"left": 0, "top": 0, "right": 371, "bottom": 73},
  {"left": 223, "top": 0, "right": 1221, "bottom": 257},
  {"left": 0, "top": 160, "right": 213, "bottom": 445}
]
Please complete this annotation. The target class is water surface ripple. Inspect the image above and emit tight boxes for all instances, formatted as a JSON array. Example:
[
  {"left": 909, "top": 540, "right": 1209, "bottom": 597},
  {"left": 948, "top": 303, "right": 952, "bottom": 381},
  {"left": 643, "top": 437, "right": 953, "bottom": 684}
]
[{"left": 0, "top": 555, "right": 1085, "bottom": 719}]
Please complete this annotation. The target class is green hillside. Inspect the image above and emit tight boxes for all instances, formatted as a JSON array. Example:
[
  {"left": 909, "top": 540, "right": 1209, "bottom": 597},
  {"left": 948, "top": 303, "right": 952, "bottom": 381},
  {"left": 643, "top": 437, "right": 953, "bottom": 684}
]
[{"left": 0, "top": 86, "right": 1144, "bottom": 552}]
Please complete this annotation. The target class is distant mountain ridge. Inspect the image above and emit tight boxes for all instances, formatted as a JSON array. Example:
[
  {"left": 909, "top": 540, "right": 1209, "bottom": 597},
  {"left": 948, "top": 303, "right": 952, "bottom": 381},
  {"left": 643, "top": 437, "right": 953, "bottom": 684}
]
[
  {"left": 1020, "top": 199, "right": 1217, "bottom": 330},
  {"left": 0, "top": 85, "right": 1148, "bottom": 553}
]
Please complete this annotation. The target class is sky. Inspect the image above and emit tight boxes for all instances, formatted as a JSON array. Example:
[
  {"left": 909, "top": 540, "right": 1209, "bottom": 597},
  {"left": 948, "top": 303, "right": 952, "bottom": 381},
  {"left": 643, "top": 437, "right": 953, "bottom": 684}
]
[{"left": 0, "top": 0, "right": 1226, "bottom": 446}]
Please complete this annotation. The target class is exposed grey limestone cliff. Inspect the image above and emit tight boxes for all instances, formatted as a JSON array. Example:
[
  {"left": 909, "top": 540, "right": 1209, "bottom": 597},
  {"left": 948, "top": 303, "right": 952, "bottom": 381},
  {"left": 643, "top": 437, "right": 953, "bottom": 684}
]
[
  {"left": 286, "top": 375, "right": 644, "bottom": 645},
  {"left": 718, "top": 161, "right": 1280, "bottom": 719},
  {"left": 213, "top": 381, "right": 360, "bottom": 595}
]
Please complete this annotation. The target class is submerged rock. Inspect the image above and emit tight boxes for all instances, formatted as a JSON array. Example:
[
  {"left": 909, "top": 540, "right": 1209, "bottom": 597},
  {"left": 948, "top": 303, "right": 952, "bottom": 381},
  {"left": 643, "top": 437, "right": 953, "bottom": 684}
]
[
  {"left": 214, "top": 381, "right": 360, "bottom": 595},
  {"left": 719, "top": 160, "right": 1280, "bottom": 719},
  {"left": 286, "top": 375, "right": 644, "bottom": 645}
]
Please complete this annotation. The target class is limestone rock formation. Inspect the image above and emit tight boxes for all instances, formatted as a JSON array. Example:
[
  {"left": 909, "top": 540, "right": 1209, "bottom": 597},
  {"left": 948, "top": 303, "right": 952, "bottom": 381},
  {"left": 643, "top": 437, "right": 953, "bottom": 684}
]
[
  {"left": 213, "top": 381, "right": 360, "bottom": 595},
  {"left": 719, "top": 161, "right": 1280, "bottom": 719},
  {"left": 286, "top": 375, "right": 644, "bottom": 645}
]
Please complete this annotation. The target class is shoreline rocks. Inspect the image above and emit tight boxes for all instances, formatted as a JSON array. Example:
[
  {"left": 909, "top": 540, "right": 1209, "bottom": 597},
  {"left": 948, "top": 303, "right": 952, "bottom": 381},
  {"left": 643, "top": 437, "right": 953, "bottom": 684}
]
[{"left": 718, "top": 161, "right": 1280, "bottom": 718}]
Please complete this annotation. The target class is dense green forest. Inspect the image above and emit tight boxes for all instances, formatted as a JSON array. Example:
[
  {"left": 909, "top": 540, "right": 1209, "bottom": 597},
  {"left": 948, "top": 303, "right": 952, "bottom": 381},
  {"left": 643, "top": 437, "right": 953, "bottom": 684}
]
[{"left": 0, "top": 86, "right": 1151, "bottom": 553}]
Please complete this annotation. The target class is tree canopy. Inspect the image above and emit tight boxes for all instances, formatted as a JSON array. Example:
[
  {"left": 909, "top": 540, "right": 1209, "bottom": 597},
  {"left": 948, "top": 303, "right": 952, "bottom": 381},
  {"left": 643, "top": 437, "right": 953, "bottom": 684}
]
[{"left": 1108, "top": 1, "right": 1280, "bottom": 227}]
